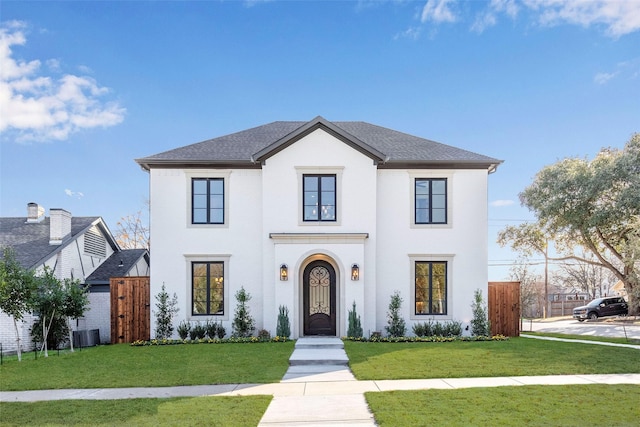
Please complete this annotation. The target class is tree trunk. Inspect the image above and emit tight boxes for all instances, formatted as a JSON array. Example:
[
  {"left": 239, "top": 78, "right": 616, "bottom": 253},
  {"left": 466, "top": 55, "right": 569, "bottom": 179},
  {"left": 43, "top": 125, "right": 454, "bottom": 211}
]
[
  {"left": 12, "top": 318, "right": 22, "bottom": 362},
  {"left": 624, "top": 279, "right": 639, "bottom": 316},
  {"left": 68, "top": 317, "right": 75, "bottom": 352}
]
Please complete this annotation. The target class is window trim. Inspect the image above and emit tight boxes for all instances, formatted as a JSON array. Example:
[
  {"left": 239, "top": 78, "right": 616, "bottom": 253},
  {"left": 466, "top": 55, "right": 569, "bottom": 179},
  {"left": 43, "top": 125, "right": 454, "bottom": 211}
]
[
  {"left": 409, "top": 171, "right": 453, "bottom": 229},
  {"left": 184, "top": 254, "right": 230, "bottom": 320},
  {"left": 185, "top": 170, "right": 231, "bottom": 228},
  {"left": 409, "top": 254, "right": 454, "bottom": 320},
  {"left": 296, "top": 167, "right": 343, "bottom": 226}
]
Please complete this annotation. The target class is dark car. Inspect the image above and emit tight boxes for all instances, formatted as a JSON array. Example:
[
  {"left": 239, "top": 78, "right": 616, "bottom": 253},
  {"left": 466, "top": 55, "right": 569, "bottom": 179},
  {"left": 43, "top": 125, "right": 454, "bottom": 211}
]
[{"left": 572, "top": 296, "right": 628, "bottom": 321}]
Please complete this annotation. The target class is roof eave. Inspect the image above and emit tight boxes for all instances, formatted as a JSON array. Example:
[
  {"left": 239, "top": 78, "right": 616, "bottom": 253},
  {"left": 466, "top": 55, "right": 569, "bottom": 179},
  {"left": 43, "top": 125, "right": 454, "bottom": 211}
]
[
  {"left": 135, "top": 159, "right": 261, "bottom": 171},
  {"left": 379, "top": 159, "right": 504, "bottom": 171}
]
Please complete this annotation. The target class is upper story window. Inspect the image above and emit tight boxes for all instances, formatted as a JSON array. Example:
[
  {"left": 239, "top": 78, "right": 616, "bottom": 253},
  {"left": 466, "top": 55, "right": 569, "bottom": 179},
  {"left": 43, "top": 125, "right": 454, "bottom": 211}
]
[
  {"left": 192, "top": 178, "right": 224, "bottom": 224},
  {"left": 303, "top": 174, "right": 336, "bottom": 222},
  {"left": 415, "top": 178, "right": 447, "bottom": 224}
]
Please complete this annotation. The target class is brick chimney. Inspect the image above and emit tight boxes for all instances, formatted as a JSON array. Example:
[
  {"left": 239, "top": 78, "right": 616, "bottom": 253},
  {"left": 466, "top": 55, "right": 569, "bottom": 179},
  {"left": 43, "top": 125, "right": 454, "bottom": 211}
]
[
  {"left": 26, "top": 202, "right": 45, "bottom": 223},
  {"left": 49, "top": 209, "right": 72, "bottom": 245}
]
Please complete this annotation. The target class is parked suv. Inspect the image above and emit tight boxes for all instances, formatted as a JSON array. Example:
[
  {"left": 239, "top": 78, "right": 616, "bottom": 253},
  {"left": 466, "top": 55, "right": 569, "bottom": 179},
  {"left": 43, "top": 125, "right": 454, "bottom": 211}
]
[{"left": 573, "top": 296, "right": 628, "bottom": 321}]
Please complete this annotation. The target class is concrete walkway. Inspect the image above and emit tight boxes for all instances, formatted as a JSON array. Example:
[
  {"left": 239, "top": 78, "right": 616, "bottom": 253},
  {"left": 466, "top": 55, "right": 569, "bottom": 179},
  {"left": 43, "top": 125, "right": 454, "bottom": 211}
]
[{"left": 2, "top": 336, "right": 640, "bottom": 426}]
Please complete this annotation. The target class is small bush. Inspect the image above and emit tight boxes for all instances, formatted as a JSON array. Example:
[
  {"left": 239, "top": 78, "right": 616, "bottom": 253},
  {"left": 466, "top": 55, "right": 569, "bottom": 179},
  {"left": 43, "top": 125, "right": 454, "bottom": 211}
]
[
  {"left": 177, "top": 320, "right": 191, "bottom": 340},
  {"left": 470, "top": 289, "right": 491, "bottom": 336},
  {"left": 232, "top": 287, "right": 255, "bottom": 337},
  {"left": 153, "top": 283, "right": 179, "bottom": 340},
  {"left": 258, "top": 329, "right": 271, "bottom": 341},
  {"left": 347, "top": 301, "right": 363, "bottom": 338},
  {"left": 216, "top": 322, "right": 226, "bottom": 339},
  {"left": 276, "top": 305, "right": 291, "bottom": 338},
  {"left": 205, "top": 321, "right": 217, "bottom": 339},
  {"left": 385, "top": 291, "right": 406, "bottom": 337},
  {"left": 190, "top": 322, "right": 206, "bottom": 340}
]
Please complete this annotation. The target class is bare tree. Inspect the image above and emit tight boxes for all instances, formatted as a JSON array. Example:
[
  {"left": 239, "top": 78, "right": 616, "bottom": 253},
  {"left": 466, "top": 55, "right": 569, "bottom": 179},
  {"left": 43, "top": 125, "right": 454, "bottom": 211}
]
[
  {"left": 556, "top": 254, "right": 619, "bottom": 299},
  {"left": 114, "top": 210, "right": 149, "bottom": 250},
  {"left": 508, "top": 259, "right": 543, "bottom": 318}
]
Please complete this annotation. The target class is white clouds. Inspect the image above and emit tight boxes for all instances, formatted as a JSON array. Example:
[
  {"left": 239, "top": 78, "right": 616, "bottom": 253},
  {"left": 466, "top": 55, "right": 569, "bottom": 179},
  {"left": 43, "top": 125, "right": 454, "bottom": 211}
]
[
  {"left": 526, "top": 0, "right": 640, "bottom": 37},
  {"left": 414, "top": 0, "right": 640, "bottom": 37},
  {"left": 0, "top": 21, "right": 125, "bottom": 143},
  {"left": 593, "top": 72, "right": 617, "bottom": 85},
  {"left": 421, "top": 0, "right": 457, "bottom": 24},
  {"left": 65, "top": 189, "right": 84, "bottom": 199},
  {"left": 490, "top": 199, "right": 515, "bottom": 207}
]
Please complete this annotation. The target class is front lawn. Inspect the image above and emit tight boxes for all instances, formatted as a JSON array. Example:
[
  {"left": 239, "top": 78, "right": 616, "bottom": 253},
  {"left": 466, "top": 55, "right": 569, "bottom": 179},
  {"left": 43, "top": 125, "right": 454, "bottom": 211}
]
[
  {"left": 0, "top": 395, "right": 271, "bottom": 427},
  {"left": 345, "top": 337, "right": 640, "bottom": 380},
  {"left": 366, "top": 384, "right": 640, "bottom": 426},
  {"left": 0, "top": 342, "right": 294, "bottom": 391}
]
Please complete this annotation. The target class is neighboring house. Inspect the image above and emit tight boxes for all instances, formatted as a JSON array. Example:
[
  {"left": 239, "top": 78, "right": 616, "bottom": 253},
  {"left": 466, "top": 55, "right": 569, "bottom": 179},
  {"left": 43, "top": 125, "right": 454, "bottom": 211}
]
[
  {"left": 136, "top": 116, "right": 501, "bottom": 338},
  {"left": 0, "top": 203, "right": 150, "bottom": 353}
]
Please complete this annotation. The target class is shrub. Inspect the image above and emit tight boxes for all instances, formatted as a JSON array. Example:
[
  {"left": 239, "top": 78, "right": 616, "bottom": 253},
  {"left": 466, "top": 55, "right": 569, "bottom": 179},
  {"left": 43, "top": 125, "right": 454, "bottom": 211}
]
[
  {"left": 205, "top": 320, "right": 217, "bottom": 339},
  {"left": 216, "top": 322, "right": 226, "bottom": 339},
  {"left": 177, "top": 320, "right": 191, "bottom": 340},
  {"left": 347, "top": 301, "right": 363, "bottom": 338},
  {"left": 385, "top": 291, "right": 406, "bottom": 337},
  {"left": 190, "top": 322, "right": 206, "bottom": 340},
  {"left": 31, "top": 316, "right": 69, "bottom": 350},
  {"left": 154, "top": 283, "right": 179, "bottom": 340},
  {"left": 258, "top": 329, "right": 271, "bottom": 340},
  {"left": 276, "top": 305, "right": 291, "bottom": 338},
  {"left": 232, "top": 287, "right": 255, "bottom": 337},
  {"left": 444, "top": 319, "right": 463, "bottom": 337},
  {"left": 470, "top": 289, "right": 491, "bottom": 336}
]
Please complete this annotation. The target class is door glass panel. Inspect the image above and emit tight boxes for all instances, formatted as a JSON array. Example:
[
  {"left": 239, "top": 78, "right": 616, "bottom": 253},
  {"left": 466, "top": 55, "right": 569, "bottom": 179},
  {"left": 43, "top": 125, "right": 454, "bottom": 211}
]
[{"left": 308, "top": 266, "right": 330, "bottom": 315}]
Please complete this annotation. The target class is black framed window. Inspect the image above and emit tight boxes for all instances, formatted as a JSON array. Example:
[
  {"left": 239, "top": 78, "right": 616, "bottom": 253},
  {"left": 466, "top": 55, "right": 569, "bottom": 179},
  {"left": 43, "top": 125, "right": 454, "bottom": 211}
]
[
  {"left": 192, "top": 261, "right": 224, "bottom": 315},
  {"left": 192, "top": 178, "right": 224, "bottom": 224},
  {"left": 415, "top": 261, "right": 447, "bottom": 315},
  {"left": 415, "top": 178, "right": 447, "bottom": 224},
  {"left": 303, "top": 174, "right": 336, "bottom": 221}
]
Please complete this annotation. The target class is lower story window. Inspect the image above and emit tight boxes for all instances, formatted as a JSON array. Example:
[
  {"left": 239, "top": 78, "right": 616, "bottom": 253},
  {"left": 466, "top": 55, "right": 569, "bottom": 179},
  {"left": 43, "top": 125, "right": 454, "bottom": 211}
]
[
  {"left": 415, "top": 261, "right": 447, "bottom": 315},
  {"left": 192, "top": 261, "right": 224, "bottom": 315}
]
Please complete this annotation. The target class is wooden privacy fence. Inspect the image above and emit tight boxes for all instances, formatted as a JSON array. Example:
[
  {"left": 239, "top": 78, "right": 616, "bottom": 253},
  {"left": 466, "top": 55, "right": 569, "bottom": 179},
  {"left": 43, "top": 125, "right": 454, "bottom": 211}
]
[
  {"left": 488, "top": 281, "right": 521, "bottom": 337},
  {"left": 110, "top": 277, "right": 150, "bottom": 344}
]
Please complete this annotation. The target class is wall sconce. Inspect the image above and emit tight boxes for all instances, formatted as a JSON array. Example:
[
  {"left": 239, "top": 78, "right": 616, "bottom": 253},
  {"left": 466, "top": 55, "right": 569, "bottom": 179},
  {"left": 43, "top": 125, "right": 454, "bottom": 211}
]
[
  {"left": 351, "top": 264, "right": 359, "bottom": 281},
  {"left": 280, "top": 264, "right": 288, "bottom": 281}
]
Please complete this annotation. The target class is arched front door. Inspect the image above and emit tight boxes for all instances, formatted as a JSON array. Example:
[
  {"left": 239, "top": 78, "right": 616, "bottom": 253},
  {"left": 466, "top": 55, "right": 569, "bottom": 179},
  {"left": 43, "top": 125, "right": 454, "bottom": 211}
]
[{"left": 303, "top": 260, "right": 336, "bottom": 336}]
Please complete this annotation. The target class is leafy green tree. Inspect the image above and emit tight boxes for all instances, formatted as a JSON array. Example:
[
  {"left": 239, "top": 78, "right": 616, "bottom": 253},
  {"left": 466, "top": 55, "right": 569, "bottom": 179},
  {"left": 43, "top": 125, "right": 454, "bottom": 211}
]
[
  {"left": 31, "top": 267, "right": 66, "bottom": 357},
  {"left": 61, "top": 278, "right": 90, "bottom": 351},
  {"left": 0, "top": 248, "right": 38, "bottom": 361},
  {"left": 470, "top": 289, "right": 491, "bottom": 336},
  {"left": 502, "top": 134, "right": 640, "bottom": 315},
  {"left": 232, "top": 287, "right": 255, "bottom": 337},
  {"left": 385, "top": 291, "right": 406, "bottom": 337},
  {"left": 154, "top": 283, "right": 179, "bottom": 339}
]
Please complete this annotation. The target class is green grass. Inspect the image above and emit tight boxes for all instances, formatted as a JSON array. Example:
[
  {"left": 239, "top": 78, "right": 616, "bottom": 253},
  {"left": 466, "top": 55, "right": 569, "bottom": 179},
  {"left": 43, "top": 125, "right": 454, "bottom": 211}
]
[
  {"left": 523, "top": 331, "right": 640, "bottom": 344},
  {"left": 366, "top": 384, "right": 640, "bottom": 427},
  {"left": 0, "top": 395, "right": 271, "bottom": 427},
  {"left": 344, "top": 337, "right": 640, "bottom": 380},
  {"left": 0, "top": 342, "right": 294, "bottom": 391}
]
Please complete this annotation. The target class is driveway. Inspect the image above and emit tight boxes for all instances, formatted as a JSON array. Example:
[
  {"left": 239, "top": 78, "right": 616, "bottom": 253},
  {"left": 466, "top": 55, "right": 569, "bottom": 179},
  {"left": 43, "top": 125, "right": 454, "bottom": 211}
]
[{"left": 522, "top": 317, "right": 640, "bottom": 340}]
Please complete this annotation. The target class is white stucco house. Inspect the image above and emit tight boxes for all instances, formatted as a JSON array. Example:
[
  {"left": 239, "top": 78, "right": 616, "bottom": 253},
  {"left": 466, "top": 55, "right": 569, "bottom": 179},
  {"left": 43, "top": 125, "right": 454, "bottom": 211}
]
[
  {"left": 136, "top": 116, "right": 501, "bottom": 338},
  {"left": 0, "top": 203, "right": 150, "bottom": 353}
]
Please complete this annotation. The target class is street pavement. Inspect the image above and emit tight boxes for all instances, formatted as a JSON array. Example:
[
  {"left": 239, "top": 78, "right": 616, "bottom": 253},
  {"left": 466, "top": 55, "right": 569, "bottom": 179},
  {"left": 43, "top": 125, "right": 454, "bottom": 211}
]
[{"left": 523, "top": 317, "right": 640, "bottom": 339}]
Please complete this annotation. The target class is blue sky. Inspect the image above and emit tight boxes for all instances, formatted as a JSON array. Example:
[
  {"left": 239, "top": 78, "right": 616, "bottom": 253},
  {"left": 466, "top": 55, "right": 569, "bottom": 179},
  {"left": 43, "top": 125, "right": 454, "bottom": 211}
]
[{"left": 1, "top": 0, "right": 639, "bottom": 280}]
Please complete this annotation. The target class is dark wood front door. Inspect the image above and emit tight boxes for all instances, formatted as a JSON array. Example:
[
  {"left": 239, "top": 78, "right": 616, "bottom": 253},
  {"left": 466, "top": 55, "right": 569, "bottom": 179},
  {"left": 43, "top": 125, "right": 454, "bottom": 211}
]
[{"left": 303, "top": 260, "right": 336, "bottom": 336}]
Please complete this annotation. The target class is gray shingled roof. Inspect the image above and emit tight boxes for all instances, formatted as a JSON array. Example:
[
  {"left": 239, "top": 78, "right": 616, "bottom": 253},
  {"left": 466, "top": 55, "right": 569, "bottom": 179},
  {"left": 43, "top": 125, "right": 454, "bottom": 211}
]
[
  {"left": 0, "top": 216, "right": 112, "bottom": 269},
  {"left": 86, "top": 249, "right": 149, "bottom": 284},
  {"left": 136, "top": 117, "right": 502, "bottom": 170}
]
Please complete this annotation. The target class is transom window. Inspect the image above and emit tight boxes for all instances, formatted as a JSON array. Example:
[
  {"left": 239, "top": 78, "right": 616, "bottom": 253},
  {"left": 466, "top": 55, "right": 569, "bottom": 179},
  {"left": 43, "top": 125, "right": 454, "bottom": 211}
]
[
  {"left": 303, "top": 174, "right": 336, "bottom": 221},
  {"left": 415, "top": 178, "right": 447, "bottom": 224},
  {"left": 415, "top": 261, "right": 447, "bottom": 315},
  {"left": 192, "top": 261, "right": 224, "bottom": 315},
  {"left": 192, "top": 178, "right": 224, "bottom": 224}
]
